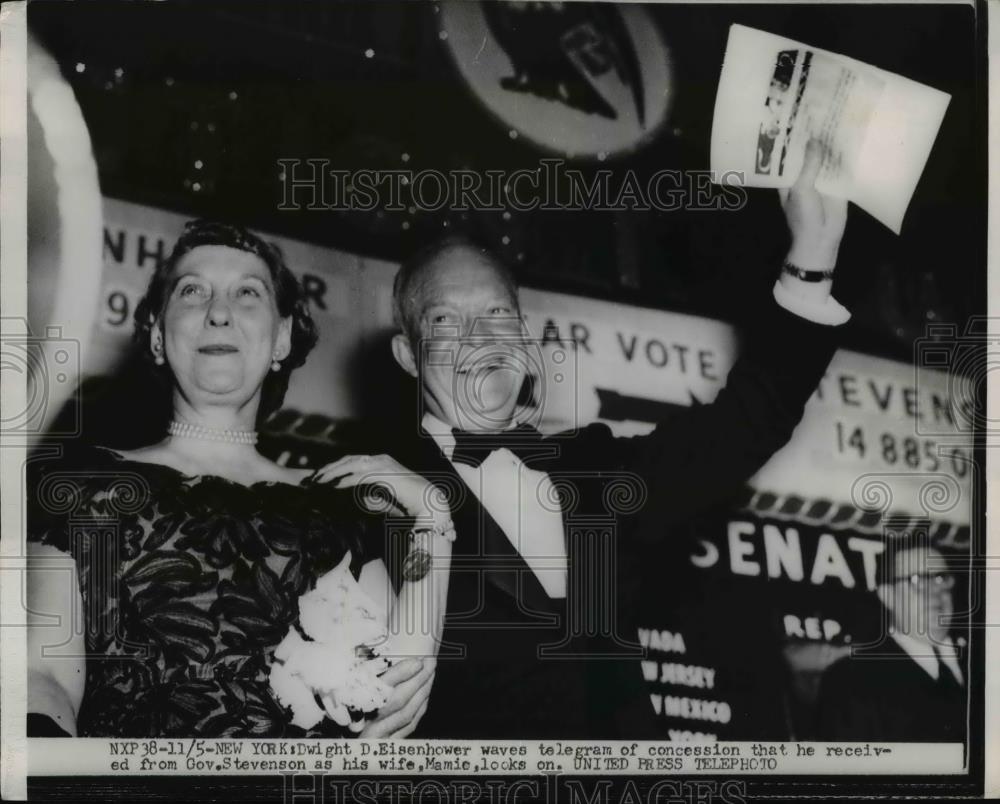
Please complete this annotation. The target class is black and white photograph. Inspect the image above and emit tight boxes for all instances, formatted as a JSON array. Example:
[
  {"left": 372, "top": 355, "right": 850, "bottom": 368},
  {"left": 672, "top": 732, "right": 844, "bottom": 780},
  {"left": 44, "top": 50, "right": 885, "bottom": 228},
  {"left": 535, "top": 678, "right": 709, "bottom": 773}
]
[{"left": 0, "top": 0, "right": 991, "bottom": 801}]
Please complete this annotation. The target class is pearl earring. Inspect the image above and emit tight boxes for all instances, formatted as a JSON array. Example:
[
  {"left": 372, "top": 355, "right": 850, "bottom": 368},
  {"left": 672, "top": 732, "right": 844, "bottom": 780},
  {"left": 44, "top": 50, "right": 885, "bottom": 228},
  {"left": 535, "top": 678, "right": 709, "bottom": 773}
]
[
  {"left": 271, "top": 358, "right": 281, "bottom": 372},
  {"left": 153, "top": 347, "right": 164, "bottom": 365}
]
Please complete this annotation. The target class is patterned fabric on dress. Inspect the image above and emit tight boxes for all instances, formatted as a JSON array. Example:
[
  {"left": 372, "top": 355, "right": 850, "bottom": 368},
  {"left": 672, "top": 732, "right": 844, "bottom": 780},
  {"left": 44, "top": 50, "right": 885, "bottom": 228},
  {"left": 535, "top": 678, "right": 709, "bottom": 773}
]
[{"left": 28, "top": 445, "right": 383, "bottom": 738}]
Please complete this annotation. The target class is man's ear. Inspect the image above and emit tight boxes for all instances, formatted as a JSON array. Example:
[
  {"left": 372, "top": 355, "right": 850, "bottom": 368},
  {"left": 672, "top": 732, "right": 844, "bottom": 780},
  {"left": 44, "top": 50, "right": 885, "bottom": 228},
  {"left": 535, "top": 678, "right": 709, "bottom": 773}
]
[
  {"left": 274, "top": 317, "right": 293, "bottom": 361},
  {"left": 391, "top": 333, "right": 418, "bottom": 378}
]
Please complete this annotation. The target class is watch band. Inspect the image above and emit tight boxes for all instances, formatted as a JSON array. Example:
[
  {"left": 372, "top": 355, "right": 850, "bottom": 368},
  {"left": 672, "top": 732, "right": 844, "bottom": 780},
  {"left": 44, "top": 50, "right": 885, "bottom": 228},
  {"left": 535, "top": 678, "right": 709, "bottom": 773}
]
[
  {"left": 411, "top": 518, "right": 456, "bottom": 543},
  {"left": 782, "top": 260, "right": 835, "bottom": 282}
]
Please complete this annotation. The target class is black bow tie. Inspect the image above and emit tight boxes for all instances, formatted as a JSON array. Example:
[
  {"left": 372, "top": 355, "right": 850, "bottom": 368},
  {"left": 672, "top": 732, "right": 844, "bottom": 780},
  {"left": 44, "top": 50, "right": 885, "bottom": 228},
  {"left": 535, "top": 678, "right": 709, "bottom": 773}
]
[{"left": 450, "top": 423, "right": 545, "bottom": 468}]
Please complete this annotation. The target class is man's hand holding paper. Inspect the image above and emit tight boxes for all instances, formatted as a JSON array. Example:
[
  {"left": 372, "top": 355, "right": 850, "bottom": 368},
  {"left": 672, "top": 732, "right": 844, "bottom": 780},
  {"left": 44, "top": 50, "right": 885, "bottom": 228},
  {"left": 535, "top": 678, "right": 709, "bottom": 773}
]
[{"left": 711, "top": 24, "right": 950, "bottom": 234}]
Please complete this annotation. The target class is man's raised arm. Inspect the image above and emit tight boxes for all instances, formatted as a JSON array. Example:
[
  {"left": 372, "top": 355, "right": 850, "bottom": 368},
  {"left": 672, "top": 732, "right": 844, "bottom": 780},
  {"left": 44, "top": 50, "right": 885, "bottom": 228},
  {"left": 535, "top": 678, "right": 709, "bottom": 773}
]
[{"left": 603, "top": 140, "right": 851, "bottom": 531}]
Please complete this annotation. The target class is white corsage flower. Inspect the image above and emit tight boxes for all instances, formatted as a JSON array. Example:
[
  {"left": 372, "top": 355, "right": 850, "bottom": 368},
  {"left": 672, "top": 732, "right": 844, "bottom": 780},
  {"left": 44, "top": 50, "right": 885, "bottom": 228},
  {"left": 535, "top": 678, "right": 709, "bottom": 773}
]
[{"left": 269, "top": 552, "right": 391, "bottom": 732}]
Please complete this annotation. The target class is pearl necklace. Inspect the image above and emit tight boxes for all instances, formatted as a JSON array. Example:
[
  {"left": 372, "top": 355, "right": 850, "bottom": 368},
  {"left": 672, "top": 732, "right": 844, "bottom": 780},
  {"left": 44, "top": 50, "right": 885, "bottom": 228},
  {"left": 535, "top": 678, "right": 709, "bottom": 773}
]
[{"left": 168, "top": 420, "right": 258, "bottom": 445}]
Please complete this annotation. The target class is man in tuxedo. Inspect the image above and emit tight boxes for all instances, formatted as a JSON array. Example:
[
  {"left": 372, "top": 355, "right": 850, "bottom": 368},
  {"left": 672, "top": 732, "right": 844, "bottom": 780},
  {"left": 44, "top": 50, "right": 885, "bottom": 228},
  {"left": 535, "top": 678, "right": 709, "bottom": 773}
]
[
  {"left": 387, "top": 143, "right": 852, "bottom": 738},
  {"left": 815, "top": 538, "right": 967, "bottom": 742}
]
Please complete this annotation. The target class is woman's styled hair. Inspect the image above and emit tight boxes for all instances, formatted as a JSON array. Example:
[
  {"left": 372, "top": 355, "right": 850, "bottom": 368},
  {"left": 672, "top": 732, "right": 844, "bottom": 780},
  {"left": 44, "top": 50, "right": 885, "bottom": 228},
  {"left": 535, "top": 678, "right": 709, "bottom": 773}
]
[{"left": 133, "top": 219, "right": 319, "bottom": 422}]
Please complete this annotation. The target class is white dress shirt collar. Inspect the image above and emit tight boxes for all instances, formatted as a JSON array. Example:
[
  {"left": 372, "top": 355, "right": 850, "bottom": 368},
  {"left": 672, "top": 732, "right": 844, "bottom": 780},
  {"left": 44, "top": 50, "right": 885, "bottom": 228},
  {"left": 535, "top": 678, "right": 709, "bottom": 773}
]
[
  {"left": 890, "top": 630, "right": 963, "bottom": 684},
  {"left": 422, "top": 412, "right": 457, "bottom": 460}
]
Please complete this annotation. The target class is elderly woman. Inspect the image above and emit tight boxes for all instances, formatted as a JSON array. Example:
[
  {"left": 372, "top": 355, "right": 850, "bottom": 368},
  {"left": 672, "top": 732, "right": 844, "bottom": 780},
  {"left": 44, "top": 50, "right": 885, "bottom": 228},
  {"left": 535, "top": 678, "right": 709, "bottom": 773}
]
[{"left": 27, "top": 220, "right": 451, "bottom": 738}]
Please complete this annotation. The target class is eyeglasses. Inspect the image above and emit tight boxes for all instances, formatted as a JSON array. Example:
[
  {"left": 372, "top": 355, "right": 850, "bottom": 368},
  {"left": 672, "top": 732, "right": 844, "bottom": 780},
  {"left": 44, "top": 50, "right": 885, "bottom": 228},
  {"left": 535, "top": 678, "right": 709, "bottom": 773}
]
[{"left": 893, "top": 572, "right": 955, "bottom": 591}]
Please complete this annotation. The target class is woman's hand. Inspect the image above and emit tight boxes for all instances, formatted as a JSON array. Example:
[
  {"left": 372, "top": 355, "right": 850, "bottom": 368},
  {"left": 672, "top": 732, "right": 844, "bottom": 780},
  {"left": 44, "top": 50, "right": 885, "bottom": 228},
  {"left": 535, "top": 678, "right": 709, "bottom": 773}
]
[
  {"left": 315, "top": 457, "right": 450, "bottom": 740},
  {"left": 359, "top": 657, "right": 436, "bottom": 738},
  {"left": 313, "top": 454, "right": 447, "bottom": 523}
]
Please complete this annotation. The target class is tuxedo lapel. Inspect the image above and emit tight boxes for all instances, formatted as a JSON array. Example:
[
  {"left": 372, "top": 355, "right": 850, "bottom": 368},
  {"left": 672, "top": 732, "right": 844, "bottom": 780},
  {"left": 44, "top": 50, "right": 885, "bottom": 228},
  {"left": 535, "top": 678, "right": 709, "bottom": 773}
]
[
  {"left": 408, "top": 427, "right": 557, "bottom": 613},
  {"left": 478, "top": 505, "right": 556, "bottom": 613}
]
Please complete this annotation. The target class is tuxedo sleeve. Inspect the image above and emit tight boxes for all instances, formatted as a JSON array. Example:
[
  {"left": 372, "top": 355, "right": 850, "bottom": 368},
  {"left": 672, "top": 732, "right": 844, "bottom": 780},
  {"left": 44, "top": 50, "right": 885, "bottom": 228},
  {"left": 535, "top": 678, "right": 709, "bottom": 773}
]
[{"left": 593, "top": 297, "right": 843, "bottom": 536}]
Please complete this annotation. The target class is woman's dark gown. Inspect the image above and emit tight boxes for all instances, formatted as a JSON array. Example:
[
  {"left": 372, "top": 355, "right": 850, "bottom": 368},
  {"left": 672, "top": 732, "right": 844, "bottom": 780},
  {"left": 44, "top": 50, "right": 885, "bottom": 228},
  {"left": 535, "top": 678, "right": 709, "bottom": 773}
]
[{"left": 28, "top": 445, "right": 383, "bottom": 738}]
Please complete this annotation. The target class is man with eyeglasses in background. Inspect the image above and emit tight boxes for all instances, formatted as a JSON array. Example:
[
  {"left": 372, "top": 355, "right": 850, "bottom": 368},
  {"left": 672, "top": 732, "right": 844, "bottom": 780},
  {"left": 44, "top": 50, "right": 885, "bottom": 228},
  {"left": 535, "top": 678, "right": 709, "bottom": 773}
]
[{"left": 814, "top": 534, "right": 967, "bottom": 742}]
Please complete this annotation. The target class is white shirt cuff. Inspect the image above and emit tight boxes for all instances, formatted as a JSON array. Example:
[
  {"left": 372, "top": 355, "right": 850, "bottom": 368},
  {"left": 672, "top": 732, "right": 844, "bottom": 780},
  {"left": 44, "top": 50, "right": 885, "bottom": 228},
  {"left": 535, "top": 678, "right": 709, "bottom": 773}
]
[{"left": 772, "top": 280, "right": 851, "bottom": 326}]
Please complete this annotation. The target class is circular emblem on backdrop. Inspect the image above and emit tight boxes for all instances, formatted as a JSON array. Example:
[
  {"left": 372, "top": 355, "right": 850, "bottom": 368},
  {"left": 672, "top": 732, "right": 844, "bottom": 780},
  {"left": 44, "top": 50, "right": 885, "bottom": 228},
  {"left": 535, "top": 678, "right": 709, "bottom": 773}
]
[{"left": 440, "top": 1, "right": 673, "bottom": 159}]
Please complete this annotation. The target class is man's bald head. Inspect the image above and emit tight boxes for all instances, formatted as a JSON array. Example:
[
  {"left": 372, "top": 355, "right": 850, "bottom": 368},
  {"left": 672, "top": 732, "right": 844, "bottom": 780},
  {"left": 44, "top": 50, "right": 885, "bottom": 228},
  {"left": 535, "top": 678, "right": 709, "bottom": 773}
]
[
  {"left": 389, "top": 234, "right": 527, "bottom": 431},
  {"left": 392, "top": 235, "right": 520, "bottom": 344}
]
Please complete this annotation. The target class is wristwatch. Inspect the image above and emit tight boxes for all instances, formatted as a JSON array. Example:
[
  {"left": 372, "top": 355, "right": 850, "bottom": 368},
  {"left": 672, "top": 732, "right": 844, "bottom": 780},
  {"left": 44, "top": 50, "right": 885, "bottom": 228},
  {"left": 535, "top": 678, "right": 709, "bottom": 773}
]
[{"left": 782, "top": 260, "right": 835, "bottom": 282}]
